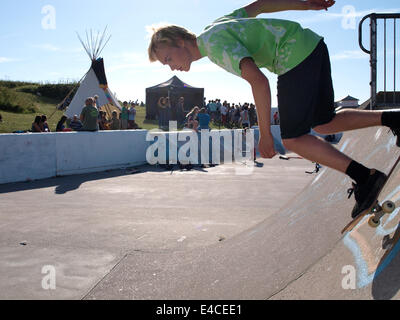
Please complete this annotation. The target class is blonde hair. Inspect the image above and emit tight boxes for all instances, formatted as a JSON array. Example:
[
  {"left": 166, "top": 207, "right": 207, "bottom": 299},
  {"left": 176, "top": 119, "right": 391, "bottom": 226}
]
[
  {"left": 186, "top": 106, "right": 200, "bottom": 118},
  {"left": 148, "top": 25, "right": 197, "bottom": 62}
]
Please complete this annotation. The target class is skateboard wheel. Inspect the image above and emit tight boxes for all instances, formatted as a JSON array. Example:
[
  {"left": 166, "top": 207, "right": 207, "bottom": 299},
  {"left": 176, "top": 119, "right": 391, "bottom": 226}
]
[
  {"left": 382, "top": 201, "right": 395, "bottom": 214},
  {"left": 368, "top": 216, "right": 380, "bottom": 228}
]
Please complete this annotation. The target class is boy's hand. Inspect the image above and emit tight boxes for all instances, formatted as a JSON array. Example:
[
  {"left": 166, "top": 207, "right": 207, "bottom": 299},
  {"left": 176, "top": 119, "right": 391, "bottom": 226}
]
[
  {"left": 245, "top": 0, "right": 336, "bottom": 16},
  {"left": 303, "top": 0, "right": 336, "bottom": 11},
  {"left": 258, "top": 133, "right": 277, "bottom": 159}
]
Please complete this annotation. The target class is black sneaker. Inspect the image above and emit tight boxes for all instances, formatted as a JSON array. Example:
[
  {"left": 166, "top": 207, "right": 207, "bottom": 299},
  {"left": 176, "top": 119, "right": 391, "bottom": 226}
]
[
  {"left": 347, "top": 169, "right": 388, "bottom": 219},
  {"left": 391, "top": 128, "right": 400, "bottom": 147}
]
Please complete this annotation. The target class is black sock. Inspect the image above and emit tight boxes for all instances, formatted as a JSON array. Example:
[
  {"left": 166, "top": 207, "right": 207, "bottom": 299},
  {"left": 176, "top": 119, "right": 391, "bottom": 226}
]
[
  {"left": 346, "top": 161, "right": 371, "bottom": 185},
  {"left": 381, "top": 111, "right": 400, "bottom": 128}
]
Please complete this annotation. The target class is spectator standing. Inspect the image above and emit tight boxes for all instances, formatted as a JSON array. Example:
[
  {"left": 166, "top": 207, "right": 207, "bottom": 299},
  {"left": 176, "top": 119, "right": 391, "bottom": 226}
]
[
  {"left": 98, "top": 111, "right": 105, "bottom": 130},
  {"left": 215, "top": 99, "right": 222, "bottom": 122},
  {"left": 228, "top": 106, "right": 235, "bottom": 126},
  {"left": 165, "top": 97, "right": 172, "bottom": 127},
  {"left": 209, "top": 100, "right": 217, "bottom": 121},
  {"left": 233, "top": 106, "right": 241, "bottom": 127},
  {"left": 121, "top": 101, "right": 129, "bottom": 130},
  {"left": 80, "top": 97, "right": 99, "bottom": 132},
  {"left": 177, "top": 96, "right": 185, "bottom": 127},
  {"left": 158, "top": 97, "right": 169, "bottom": 130},
  {"left": 128, "top": 103, "right": 137, "bottom": 129},
  {"left": 198, "top": 108, "right": 211, "bottom": 130},
  {"left": 94, "top": 95, "right": 100, "bottom": 110},
  {"left": 220, "top": 102, "right": 228, "bottom": 126},
  {"left": 249, "top": 104, "right": 257, "bottom": 126},
  {"left": 206, "top": 100, "right": 211, "bottom": 113},
  {"left": 185, "top": 106, "right": 200, "bottom": 132},
  {"left": 240, "top": 106, "right": 251, "bottom": 129},
  {"left": 110, "top": 111, "right": 121, "bottom": 130},
  {"left": 100, "top": 111, "right": 110, "bottom": 130}
]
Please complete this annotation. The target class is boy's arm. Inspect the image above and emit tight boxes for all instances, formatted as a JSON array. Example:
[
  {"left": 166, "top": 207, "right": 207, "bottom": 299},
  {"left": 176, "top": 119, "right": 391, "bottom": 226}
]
[
  {"left": 240, "top": 58, "right": 276, "bottom": 159},
  {"left": 244, "top": 0, "right": 335, "bottom": 17}
]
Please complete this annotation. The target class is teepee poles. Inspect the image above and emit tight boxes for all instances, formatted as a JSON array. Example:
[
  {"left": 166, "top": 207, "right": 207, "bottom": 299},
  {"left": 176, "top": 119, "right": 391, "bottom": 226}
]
[{"left": 77, "top": 27, "right": 111, "bottom": 61}]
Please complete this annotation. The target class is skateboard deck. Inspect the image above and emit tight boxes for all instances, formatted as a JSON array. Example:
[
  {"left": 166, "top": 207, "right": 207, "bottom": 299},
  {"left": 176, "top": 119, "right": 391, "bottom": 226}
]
[{"left": 341, "top": 155, "right": 400, "bottom": 234}]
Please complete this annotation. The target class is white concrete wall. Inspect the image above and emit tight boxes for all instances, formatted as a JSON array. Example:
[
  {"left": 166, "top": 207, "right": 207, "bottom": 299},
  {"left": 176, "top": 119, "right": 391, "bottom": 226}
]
[
  {"left": 0, "top": 133, "right": 57, "bottom": 184},
  {"left": 0, "top": 130, "right": 149, "bottom": 184},
  {"left": 55, "top": 130, "right": 149, "bottom": 176},
  {"left": 1, "top": 128, "right": 270, "bottom": 184},
  {"left": 0, "top": 127, "right": 343, "bottom": 185}
]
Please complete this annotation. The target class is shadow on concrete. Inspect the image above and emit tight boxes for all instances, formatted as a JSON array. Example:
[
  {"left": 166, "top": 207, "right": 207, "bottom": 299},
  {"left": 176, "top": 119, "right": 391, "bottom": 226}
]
[
  {"left": 0, "top": 162, "right": 264, "bottom": 195},
  {"left": 372, "top": 223, "right": 400, "bottom": 300},
  {"left": 0, "top": 167, "right": 146, "bottom": 195}
]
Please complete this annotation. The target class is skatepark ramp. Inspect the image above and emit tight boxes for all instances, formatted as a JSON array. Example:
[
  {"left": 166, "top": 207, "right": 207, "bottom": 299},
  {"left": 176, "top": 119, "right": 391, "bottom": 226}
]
[{"left": 84, "top": 126, "right": 400, "bottom": 300}]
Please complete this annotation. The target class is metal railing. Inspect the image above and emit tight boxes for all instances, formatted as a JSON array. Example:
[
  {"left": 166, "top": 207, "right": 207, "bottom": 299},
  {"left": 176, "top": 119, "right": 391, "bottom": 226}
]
[{"left": 359, "top": 13, "right": 400, "bottom": 109}]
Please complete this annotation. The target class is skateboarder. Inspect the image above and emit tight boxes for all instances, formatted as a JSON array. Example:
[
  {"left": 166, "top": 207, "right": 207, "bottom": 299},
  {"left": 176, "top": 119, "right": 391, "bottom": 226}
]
[{"left": 147, "top": 0, "right": 400, "bottom": 218}]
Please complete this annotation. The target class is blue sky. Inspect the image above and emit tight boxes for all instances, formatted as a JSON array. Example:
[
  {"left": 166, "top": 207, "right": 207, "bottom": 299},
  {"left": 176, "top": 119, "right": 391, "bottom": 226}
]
[{"left": 0, "top": 0, "right": 399, "bottom": 107}]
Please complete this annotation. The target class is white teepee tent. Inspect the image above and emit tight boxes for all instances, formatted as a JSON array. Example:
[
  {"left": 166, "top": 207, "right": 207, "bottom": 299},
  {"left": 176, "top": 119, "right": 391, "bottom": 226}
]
[{"left": 64, "top": 28, "right": 122, "bottom": 119}]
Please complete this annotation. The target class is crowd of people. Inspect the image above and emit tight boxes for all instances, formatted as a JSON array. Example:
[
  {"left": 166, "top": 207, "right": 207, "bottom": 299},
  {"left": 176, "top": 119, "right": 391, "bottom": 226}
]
[
  {"left": 157, "top": 96, "right": 186, "bottom": 129},
  {"left": 31, "top": 114, "right": 52, "bottom": 132},
  {"left": 30, "top": 95, "right": 141, "bottom": 133},
  {"left": 16, "top": 94, "right": 277, "bottom": 134},
  {"left": 156, "top": 96, "right": 261, "bottom": 131},
  {"left": 206, "top": 100, "right": 258, "bottom": 129}
]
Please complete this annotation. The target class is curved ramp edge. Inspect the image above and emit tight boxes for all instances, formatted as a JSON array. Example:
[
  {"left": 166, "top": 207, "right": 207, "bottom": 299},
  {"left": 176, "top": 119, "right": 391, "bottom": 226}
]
[{"left": 86, "top": 127, "right": 400, "bottom": 300}]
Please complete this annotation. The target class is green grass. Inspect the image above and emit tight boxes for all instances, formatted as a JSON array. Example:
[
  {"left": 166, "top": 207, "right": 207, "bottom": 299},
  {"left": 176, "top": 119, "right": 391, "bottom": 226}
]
[
  {"left": 135, "top": 107, "right": 157, "bottom": 131},
  {"left": 0, "top": 81, "right": 67, "bottom": 133},
  {"left": 0, "top": 98, "right": 65, "bottom": 133},
  {"left": 0, "top": 104, "right": 150, "bottom": 134},
  {"left": 0, "top": 104, "right": 236, "bottom": 133},
  {"left": 0, "top": 86, "right": 38, "bottom": 114}
]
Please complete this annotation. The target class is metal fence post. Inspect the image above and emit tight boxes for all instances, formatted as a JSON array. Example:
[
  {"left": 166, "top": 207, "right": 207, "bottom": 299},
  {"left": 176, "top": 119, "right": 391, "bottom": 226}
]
[{"left": 370, "top": 14, "right": 377, "bottom": 110}]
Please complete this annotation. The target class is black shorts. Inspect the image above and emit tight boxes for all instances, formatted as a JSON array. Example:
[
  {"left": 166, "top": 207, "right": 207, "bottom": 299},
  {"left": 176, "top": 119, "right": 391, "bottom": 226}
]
[{"left": 277, "top": 40, "right": 335, "bottom": 139}]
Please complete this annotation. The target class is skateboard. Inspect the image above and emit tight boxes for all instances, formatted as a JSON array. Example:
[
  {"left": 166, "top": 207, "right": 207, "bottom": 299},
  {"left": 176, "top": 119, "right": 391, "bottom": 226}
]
[{"left": 341, "top": 155, "right": 400, "bottom": 234}]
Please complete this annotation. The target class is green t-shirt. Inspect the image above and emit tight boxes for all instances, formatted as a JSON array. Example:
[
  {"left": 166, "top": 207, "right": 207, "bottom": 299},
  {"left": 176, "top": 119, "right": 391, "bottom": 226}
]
[
  {"left": 197, "top": 8, "right": 323, "bottom": 77},
  {"left": 81, "top": 105, "right": 99, "bottom": 131},
  {"left": 121, "top": 107, "right": 129, "bottom": 120}
]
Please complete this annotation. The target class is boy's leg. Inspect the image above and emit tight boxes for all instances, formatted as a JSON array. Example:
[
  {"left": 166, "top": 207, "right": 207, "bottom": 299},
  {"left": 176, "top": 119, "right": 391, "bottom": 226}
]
[
  {"left": 277, "top": 40, "right": 397, "bottom": 218},
  {"left": 282, "top": 134, "right": 351, "bottom": 173},
  {"left": 315, "top": 109, "right": 400, "bottom": 147},
  {"left": 282, "top": 134, "right": 387, "bottom": 219},
  {"left": 313, "top": 109, "right": 382, "bottom": 134},
  {"left": 282, "top": 134, "right": 378, "bottom": 186}
]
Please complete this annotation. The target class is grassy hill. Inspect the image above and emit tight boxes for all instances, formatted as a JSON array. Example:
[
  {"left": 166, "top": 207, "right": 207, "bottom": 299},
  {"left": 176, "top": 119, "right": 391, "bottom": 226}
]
[
  {"left": 0, "top": 81, "right": 66, "bottom": 133},
  {"left": 0, "top": 80, "right": 152, "bottom": 133}
]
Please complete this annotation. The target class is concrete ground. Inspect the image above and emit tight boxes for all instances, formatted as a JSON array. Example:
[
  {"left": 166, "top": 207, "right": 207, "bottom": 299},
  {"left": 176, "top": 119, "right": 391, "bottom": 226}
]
[{"left": 0, "top": 155, "right": 314, "bottom": 300}]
